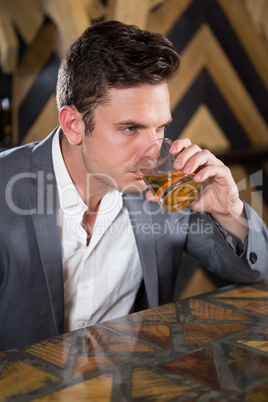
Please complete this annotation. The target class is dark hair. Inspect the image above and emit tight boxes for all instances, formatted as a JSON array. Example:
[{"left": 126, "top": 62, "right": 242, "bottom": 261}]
[{"left": 56, "top": 20, "right": 180, "bottom": 133}]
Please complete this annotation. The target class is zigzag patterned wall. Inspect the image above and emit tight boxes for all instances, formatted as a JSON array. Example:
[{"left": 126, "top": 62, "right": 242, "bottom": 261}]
[{"left": 12, "top": 22, "right": 65, "bottom": 145}]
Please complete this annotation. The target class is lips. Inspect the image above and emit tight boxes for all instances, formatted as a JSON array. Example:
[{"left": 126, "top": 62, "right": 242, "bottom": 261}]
[{"left": 132, "top": 171, "right": 142, "bottom": 178}]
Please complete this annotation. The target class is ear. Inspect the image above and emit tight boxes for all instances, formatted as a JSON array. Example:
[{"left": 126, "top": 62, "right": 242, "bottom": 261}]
[{"left": 59, "top": 106, "right": 83, "bottom": 145}]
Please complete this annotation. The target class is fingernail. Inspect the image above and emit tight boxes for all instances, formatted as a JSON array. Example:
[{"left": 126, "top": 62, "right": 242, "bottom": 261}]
[
  {"left": 170, "top": 143, "right": 178, "bottom": 153},
  {"left": 174, "top": 159, "right": 182, "bottom": 168}
]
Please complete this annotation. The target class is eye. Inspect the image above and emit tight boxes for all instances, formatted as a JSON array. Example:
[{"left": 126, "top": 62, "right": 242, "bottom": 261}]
[
  {"left": 122, "top": 126, "right": 136, "bottom": 134},
  {"left": 157, "top": 125, "right": 166, "bottom": 133}
]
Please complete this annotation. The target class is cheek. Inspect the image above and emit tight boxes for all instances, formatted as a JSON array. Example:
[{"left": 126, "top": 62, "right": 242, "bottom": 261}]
[
  {"left": 104, "top": 146, "right": 132, "bottom": 168},
  {"left": 95, "top": 149, "right": 123, "bottom": 175},
  {"left": 84, "top": 136, "right": 135, "bottom": 173}
]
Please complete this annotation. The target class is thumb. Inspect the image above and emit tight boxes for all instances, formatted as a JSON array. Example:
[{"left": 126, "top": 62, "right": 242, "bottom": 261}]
[{"left": 146, "top": 190, "right": 158, "bottom": 203}]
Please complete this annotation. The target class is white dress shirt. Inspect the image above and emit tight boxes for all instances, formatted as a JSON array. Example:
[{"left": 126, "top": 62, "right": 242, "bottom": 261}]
[{"left": 52, "top": 128, "right": 143, "bottom": 331}]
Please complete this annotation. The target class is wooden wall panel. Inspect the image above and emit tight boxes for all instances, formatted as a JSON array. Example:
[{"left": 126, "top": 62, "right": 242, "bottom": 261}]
[
  {"left": 12, "top": 23, "right": 65, "bottom": 144},
  {"left": 107, "top": 0, "right": 150, "bottom": 29},
  {"left": 0, "top": 5, "right": 18, "bottom": 74},
  {"left": 244, "top": 0, "right": 268, "bottom": 43},
  {"left": 0, "top": 0, "right": 44, "bottom": 45}
]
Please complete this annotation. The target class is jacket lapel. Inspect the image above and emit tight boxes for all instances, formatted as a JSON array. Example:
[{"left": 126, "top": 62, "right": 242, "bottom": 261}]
[
  {"left": 28, "top": 128, "right": 64, "bottom": 334},
  {"left": 124, "top": 193, "right": 159, "bottom": 308}
]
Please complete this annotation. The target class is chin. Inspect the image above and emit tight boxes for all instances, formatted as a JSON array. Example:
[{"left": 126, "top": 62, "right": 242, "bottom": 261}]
[{"left": 120, "top": 181, "right": 146, "bottom": 194}]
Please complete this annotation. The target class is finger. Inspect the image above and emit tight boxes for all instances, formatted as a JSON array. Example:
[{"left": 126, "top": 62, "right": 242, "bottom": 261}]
[
  {"left": 170, "top": 137, "right": 192, "bottom": 154},
  {"left": 173, "top": 143, "right": 203, "bottom": 170},
  {"left": 145, "top": 190, "right": 158, "bottom": 203},
  {"left": 193, "top": 163, "right": 231, "bottom": 183},
  {"left": 177, "top": 146, "right": 224, "bottom": 174}
]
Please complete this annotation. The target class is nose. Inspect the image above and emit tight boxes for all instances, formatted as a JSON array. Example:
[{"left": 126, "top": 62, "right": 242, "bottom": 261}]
[
  {"left": 140, "top": 129, "right": 163, "bottom": 151},
  {"left": 146, "top": 138, "right": 162, "bottom": 160},
  {"left": 146, "top": 129, "right": 162, "bottom": 143},
  {"left": 133, "top": 130, "right": 164, "bottom": 170},
  {"left": 134, "top": 137, "right": 163, "bottom": 171}
]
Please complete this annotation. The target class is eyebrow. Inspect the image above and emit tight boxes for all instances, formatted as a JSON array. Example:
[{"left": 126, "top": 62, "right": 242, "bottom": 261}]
[{"left": 114, "top": 118, "right": 173, "bottom": 128}]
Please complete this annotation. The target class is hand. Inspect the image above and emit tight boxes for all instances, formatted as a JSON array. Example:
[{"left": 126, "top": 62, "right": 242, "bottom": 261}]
[{"left": 146, "top": 138, "right": 248, "bottom": 240}]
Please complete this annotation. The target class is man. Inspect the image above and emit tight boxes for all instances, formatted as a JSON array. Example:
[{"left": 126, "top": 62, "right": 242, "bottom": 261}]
[{"left": 0, "top": 21, "right": 267, "bottom": 351}]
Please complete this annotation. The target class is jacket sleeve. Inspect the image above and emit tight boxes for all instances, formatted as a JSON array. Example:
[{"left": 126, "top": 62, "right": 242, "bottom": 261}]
[{"left": 184, "top": 201, "right": 268, "bottom": 283}]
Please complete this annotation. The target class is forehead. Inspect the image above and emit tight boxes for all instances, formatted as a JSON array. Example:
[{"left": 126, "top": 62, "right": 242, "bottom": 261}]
[{"left": 102, "top": 84, "right": 171, "bottom": 115}]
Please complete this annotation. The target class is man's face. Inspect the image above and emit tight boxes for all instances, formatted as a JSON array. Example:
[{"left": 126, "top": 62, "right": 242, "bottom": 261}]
[{"left": 81, "top": 83, "right": 172, "bottom": 194}]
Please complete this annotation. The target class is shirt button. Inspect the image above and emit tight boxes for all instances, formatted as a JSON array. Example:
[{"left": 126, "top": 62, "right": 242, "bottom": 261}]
[
  {"left": 82, "top": 284, "right": 89, "bottom": 291},
  {"left": 79, "top": 321, "right": 86, "bottom": 328},
  {"left": 250, "top": 252, "right": 258, "bottom": 264}
]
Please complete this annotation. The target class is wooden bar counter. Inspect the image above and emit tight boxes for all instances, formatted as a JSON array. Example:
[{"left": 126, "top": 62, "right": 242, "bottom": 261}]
[{"left": 1, "top": 281, "right": 268, "bottom": 401}]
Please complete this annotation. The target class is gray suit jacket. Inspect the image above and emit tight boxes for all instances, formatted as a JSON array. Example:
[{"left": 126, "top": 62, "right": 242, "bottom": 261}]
[{"left": 1, "top": 128, "right": 267, "bottom": 351}]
